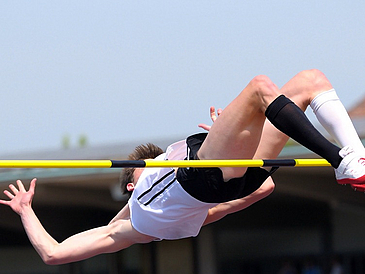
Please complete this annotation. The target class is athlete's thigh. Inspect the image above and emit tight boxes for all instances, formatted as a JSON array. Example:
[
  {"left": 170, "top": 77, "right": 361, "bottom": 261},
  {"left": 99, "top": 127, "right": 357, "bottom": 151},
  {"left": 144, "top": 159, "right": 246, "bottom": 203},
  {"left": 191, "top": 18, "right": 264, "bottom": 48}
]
[{"left": 197, "top": 89, "right": 266, "bottom": 179}]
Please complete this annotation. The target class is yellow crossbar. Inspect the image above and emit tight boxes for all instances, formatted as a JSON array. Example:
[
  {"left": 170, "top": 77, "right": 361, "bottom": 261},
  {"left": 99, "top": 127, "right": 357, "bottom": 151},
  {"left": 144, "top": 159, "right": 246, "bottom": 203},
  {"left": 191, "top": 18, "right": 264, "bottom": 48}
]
[{"left": 0, "top": 159, "right": 331, "bottom": 168}]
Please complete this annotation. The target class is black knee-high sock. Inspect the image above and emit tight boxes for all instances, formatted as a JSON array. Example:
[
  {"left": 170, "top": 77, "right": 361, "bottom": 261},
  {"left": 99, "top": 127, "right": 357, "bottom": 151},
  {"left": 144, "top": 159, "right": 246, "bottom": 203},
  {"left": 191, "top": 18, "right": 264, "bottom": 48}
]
[{"left": 265, "top": 95, "right": 342, "bottom": 168}]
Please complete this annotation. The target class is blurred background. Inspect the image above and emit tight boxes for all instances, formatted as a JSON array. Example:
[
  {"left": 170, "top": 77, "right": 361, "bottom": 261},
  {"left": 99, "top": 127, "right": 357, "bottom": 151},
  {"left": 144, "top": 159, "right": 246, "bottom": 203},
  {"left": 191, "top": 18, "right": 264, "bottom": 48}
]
[
  {"left": 1, "top": 1, "right": 365, "bottom": 273},
  {"left": 1, "top": 1, "right": 365, "bottom": 154}
]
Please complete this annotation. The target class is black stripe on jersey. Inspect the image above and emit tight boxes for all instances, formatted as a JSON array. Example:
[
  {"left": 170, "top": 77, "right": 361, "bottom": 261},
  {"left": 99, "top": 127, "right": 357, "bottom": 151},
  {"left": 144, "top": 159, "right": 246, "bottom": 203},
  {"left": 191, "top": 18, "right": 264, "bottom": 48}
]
[
  {"left": 137, "top": 169, "right": 175, "bottom": 201},
  {"left": 143, "top": 177, "right": 177, "bottom": 206}
]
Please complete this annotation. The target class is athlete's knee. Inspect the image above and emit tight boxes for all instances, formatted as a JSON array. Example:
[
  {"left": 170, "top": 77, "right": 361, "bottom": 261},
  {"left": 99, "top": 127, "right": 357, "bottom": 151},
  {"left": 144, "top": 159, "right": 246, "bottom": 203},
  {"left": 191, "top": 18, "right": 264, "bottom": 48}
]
[
  {"left": 249, "top": 75, "right": 278, "bottom": 96},
  {"left": 248, "top": 75, "right": 280, "bottom": 108},
  {"left": 297, "top": 69, "right": 332, "bottom": 94},
  {"left": 250, "top": 75, "right": 274, "bottom": 90}
]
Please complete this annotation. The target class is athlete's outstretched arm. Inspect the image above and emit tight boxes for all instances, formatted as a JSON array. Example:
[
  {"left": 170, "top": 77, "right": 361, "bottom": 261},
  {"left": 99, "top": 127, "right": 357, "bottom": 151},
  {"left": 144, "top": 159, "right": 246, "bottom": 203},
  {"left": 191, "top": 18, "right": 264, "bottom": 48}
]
[
  {"left": 203, "top": 177, "right": 275, "bottom": 226},
  {"left": 0, "top": 179, "right": 153, "bottom": 265}
]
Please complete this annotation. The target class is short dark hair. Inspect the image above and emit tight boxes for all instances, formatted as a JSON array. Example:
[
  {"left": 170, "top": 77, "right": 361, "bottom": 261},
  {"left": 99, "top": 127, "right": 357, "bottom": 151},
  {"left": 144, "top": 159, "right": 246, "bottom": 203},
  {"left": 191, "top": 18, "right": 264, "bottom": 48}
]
[{"left": 119, "top": 143, "right": 163, "bottom": 197}]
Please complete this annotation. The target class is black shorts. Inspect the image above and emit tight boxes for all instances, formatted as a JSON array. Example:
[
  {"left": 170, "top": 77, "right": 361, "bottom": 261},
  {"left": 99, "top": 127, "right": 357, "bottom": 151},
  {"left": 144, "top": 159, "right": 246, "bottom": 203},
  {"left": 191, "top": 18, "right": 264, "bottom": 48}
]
[{"left": 176, "top": 133, "right": 277, "bottom": 203}]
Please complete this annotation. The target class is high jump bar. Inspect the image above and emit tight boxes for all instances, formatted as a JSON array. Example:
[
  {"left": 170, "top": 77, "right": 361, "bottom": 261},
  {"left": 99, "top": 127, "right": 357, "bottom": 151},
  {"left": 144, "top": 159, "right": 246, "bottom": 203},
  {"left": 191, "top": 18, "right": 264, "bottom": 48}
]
[{"left": 0, "top": 159, "right": 331, "bottom": 168}]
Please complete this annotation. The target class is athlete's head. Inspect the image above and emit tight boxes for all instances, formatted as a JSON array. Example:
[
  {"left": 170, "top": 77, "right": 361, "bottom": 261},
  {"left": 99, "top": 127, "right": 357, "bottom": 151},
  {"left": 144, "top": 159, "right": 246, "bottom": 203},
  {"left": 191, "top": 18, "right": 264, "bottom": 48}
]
[{"left": 119, "top": 143, "right": 163, "bottom": 197}]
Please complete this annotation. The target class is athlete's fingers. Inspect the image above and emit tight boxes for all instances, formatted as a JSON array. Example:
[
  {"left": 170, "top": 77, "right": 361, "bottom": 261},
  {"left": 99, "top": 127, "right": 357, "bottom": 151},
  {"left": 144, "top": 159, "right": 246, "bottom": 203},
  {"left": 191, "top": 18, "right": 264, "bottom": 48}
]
[
  {"left": 198, "top": 106, "right": 221, "bottom": 131},
  {"left": 0, "top": 198, "right": 10, "bottom": 205},
  {"left": 209, "top": 106, "right": 222, "bottom": 122},
  {"left": 217, "top": 108, "right": 223, "bottom": 116},
  {"left": 8, "top": 184, "right": 18, "bottom": 195},
  {"left": 29, "top": 178, "right": 37, "bottom": 193},
  {"left": 198, "top": 123, "right": 211, "bottom": 131},
  {"left": 209, "top": 106, "right": 217, "bottom": 122},
  {"left": 16, "top": 180, "right": 26, "bottom": 192},
  {"left": 3, "top": 190, "right": 14, "bottom": 200}
]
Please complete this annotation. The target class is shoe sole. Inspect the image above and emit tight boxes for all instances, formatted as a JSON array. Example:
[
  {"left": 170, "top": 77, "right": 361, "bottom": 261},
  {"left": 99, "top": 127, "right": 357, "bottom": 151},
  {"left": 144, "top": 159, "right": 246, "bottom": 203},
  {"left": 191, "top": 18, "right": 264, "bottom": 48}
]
[{"left": 337, "top": 174, "right": 365, "bottom": 185}]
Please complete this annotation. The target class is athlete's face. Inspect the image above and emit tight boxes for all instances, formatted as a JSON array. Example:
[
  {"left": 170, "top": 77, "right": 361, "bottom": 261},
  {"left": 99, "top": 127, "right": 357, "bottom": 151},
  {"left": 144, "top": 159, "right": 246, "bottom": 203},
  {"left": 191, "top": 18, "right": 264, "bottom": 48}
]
[
  {"left": 133, "top": 168, "right": 145, "bottom": 184},
  {"left": 126, "top": 168, "right": 145, "bottom": 192}
]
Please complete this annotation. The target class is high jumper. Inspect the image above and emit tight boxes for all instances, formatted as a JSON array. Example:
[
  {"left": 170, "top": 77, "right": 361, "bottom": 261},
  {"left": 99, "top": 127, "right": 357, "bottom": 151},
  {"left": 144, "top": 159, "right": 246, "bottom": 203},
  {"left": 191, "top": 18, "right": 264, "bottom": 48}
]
[{"left": 1, "top": 69, "right": 365, "bottom": 265}]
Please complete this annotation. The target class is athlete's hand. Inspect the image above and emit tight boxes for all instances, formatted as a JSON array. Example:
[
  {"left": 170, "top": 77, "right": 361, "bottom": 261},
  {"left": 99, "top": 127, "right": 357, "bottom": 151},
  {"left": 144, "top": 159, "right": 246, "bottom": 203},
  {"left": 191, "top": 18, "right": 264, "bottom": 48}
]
[
  {"left": 0, "top": 178, "right": 37, "bottom": 215},
  {"left": 198, "top": 106, "right": 222, "bottom": 131}
]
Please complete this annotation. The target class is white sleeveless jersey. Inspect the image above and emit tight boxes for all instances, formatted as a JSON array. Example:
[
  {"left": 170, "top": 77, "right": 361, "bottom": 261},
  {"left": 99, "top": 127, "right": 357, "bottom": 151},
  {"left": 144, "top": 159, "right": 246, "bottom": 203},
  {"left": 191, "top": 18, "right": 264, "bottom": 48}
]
[{"left": 128, "top": 140, "right": 218, "bottom": 240}]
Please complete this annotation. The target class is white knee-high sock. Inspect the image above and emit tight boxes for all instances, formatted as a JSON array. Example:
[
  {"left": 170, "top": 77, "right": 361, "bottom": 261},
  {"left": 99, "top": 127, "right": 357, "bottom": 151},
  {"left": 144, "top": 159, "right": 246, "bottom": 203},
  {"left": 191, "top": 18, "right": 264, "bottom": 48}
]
[{"left": 310, "top": 89, "right": 364, "bottom": 152}]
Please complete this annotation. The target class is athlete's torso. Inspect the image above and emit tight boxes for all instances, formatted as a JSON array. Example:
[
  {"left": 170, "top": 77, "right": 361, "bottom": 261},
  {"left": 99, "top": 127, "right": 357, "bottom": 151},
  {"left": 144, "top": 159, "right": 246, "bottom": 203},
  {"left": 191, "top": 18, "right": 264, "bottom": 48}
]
[{"left": 128, "top": 140, "right": 217, "bottom": 240}]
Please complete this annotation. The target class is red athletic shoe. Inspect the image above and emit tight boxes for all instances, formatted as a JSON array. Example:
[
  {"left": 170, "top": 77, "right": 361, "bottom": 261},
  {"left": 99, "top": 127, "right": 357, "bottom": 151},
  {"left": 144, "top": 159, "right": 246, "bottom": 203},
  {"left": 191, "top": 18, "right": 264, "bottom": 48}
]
[{"left": 335, "top": 146, "right": 365, "bottom": 186}]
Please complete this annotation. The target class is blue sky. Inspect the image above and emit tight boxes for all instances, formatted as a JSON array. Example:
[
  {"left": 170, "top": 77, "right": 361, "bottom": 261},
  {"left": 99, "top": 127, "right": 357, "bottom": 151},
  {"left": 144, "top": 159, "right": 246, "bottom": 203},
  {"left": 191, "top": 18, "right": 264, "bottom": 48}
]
[{"left": 1, "top": 1, "right": 365, "bottom": 154}]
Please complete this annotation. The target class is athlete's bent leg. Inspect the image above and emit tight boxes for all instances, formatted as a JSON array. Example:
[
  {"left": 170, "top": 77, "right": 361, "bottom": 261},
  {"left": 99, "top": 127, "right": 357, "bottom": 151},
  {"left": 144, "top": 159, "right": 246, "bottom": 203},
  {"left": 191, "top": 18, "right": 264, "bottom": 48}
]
[
  {"left": 254, "top": 69, "right": 334, "bottom": 160},
  {"left": 198, "top": 75, "right": 282, "bottom": 181}
]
